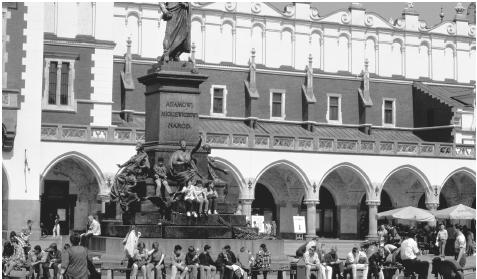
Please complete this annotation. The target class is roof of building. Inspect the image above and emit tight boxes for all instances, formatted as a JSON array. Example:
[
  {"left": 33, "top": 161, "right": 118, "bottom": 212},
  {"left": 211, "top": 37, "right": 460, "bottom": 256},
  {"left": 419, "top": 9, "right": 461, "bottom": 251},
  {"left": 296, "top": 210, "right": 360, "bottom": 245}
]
[
  {"left": 115, "top": 115, "right": 425, "bottom": 143},
  {"left": 413, "top": 82, "right": 474, "bottom": 108},
  {"left": 199, "top": 118, "right": 424, "bottom": 142}
]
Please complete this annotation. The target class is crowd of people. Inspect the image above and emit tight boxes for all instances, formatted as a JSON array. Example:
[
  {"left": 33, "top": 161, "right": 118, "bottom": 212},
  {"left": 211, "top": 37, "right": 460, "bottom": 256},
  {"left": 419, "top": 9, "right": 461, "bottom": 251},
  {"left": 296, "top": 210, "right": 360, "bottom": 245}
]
[
  {"left": 2, "top": 217, "right": 102, "bottom": 278},
  {"left": 2, "top": 231, "right": 98, "bottom": 279},
  {"left": 122, "top": 227, "right": 272, "bottom": 279}
]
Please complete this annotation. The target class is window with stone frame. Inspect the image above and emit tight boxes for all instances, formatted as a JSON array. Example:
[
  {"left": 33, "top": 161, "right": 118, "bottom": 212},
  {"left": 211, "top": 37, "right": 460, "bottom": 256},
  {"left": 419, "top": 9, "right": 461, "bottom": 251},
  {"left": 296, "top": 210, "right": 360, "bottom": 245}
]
[
  {"left": 270, "top": 90, "right": 286, "bottom": 119},
  {"left": 210, "top": 85, "right": 227, "bottom": 116},
  {"left": 326, "top": 94, "right": 342, "bottom": 123},
  {"left": 43, "top": 58, "right": 76, "bottom": 111},
  {"left": 383, "top": 98, "right": 396, "bottom": 126}
]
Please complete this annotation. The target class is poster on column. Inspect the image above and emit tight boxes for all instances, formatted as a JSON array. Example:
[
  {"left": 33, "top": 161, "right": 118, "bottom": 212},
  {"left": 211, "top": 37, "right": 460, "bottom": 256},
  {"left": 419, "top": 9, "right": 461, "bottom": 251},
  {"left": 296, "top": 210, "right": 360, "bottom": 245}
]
[
  {"left": 293, "top": 216, "right": 306, "bottom": 234},
  {"left": 251, "top": 215, "right": 265, "bottom": 233}
]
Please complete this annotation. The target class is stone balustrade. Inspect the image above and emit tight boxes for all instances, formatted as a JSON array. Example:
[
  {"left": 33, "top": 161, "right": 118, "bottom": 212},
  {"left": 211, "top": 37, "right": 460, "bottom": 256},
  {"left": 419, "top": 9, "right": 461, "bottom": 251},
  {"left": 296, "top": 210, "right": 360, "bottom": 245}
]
[{"left": 41, "top": 124, "right": 475, "bottom": 158}]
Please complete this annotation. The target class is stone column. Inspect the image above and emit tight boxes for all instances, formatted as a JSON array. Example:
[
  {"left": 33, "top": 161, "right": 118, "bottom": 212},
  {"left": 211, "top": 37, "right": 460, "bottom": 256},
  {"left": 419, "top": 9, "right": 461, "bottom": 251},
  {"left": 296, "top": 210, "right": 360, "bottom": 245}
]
[
  {"left": 366, "top": 200, "right": 380, "bottom": 240},
  {"left": 304, "top": 200, "right": 318, "bottom": 239},
  {"left": 240, "top": 199, "right": 254, "bottom": 219}
]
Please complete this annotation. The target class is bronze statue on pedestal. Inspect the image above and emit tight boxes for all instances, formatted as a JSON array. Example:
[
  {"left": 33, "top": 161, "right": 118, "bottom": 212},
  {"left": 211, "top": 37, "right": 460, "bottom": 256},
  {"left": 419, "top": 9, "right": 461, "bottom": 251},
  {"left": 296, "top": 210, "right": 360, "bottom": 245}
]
[{"left": 158, "top": 2, "right": 191, "bottom": 64}]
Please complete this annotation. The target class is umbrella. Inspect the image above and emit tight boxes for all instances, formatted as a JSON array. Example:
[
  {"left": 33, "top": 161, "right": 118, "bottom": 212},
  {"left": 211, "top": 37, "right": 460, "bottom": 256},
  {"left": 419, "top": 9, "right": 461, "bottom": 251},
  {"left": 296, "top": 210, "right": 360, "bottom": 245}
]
[
  {"left": 433, "top": 204, "right": 476, "bottom": 220},
  {"left": 377, "top": 206, "right": 436, "bottom": 222}
]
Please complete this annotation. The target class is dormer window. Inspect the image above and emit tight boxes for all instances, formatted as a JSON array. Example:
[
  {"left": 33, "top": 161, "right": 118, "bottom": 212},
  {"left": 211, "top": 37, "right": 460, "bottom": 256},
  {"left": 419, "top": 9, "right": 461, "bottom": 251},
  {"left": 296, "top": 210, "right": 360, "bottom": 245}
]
[
  {"left": 270, "top": 90, "right": 286, "bottom": 120},
  {"left": 210, "top": 85, "right": 227, "bottom": 116},
  {"left": 326, "top": 94, "right": 342, "bottom": 124},
  {"left": 382, "top": 98, "right": 396, "bottom": 127}
]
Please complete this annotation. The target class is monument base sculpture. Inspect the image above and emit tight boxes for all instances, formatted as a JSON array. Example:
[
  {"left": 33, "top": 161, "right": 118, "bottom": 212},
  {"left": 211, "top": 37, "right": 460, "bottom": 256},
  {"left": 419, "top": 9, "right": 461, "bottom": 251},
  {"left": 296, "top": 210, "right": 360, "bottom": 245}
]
[{"left": 105, "top": 61, "right": 254, "bottom": 239}]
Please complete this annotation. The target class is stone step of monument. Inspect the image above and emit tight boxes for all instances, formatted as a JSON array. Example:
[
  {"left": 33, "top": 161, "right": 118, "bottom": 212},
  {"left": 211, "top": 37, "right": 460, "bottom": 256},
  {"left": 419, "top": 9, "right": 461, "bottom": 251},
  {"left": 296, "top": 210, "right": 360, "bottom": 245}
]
[
  {"left": 162, "top": 225, "right": 232, "bottom": 239},
  {"left": 105, "top": 224, "right": 164, "bottom": 238},
  {"left": 170, "top": 212, "right": 246, "bottom": 227}
]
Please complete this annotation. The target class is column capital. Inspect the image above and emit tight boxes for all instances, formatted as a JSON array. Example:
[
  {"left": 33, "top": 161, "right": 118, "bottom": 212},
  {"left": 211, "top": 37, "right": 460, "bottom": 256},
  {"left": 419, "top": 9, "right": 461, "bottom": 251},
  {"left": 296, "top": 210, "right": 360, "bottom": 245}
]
[
  {"left": 303, "top": 199, "right": 319, "bottom": 206},
  {"left": 426, "top": 202, "right": 439, "bottom": 211},
  {"left": 366, "top": 200, "right": 380, "bottom": 206},
  {"left": 97, "top": 193, "right": 110, "bottom": 202},
  {"left": 239, "top": 198, "right": 254, "bottom": 205}
]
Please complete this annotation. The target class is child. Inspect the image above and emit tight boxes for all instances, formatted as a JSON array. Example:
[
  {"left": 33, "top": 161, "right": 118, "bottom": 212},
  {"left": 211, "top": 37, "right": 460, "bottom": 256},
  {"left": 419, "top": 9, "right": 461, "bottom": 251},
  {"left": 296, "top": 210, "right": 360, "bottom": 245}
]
[
  {"left": 206, "top": 182, "right": 218, "bottom": 215},
  {"left": 153, "top": 158, "right": 171, "bottom": 198},
  {"left": 194, "top": 180, "right": 208, "bottom": 217},
  {"left": 182, "top": 180, "right": 197, "bottom": 217}
]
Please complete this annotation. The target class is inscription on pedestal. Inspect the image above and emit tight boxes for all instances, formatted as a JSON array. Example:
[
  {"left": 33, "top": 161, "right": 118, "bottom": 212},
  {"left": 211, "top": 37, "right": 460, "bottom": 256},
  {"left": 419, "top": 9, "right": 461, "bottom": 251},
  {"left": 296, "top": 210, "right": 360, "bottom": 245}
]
[{"left": 159, "top": 96, "right": 199, "bottom": 144}]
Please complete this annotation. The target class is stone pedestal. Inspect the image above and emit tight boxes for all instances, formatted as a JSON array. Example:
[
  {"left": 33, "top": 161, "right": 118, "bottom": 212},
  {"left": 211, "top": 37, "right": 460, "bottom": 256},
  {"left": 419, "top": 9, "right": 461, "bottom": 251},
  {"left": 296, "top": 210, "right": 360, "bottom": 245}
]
[{"left": 138, "top": 61, "right": 209, "bottom": 189}]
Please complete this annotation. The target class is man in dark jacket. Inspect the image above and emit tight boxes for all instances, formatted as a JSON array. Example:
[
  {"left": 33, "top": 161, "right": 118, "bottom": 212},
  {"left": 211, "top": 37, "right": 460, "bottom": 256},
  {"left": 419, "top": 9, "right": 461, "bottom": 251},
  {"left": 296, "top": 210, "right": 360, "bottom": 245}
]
[
  {"left": 185, "top": 246, "right": 200, "bottom": 279},
  {"left": 216, "top": 245, "right": 236, "bottom": 279},
  {"left": 368, "top": 247, "right": 386, "bottom": 279},
  {"left": 199, "top": 245, "right": 217, "bottom": 279}
]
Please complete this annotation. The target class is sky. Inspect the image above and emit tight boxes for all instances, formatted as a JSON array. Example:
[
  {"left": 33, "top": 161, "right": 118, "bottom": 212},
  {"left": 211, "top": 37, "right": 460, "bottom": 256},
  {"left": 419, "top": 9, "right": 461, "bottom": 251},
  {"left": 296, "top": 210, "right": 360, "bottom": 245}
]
[{"left": 271, "top": 2, "right": 473, "bottom": 28}]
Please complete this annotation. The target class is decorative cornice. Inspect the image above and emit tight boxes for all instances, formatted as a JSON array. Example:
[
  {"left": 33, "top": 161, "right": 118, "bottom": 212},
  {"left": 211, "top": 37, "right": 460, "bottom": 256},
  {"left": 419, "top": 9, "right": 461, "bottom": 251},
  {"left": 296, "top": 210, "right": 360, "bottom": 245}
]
[{"left": 44, "top": 34, "right": 116, "bottom": 50}]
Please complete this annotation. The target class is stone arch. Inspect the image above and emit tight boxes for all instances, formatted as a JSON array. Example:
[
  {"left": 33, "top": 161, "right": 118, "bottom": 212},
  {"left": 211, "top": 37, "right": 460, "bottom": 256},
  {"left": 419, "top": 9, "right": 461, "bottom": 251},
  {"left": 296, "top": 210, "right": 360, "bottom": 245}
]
[
  {"left": 125, "top": 10, "right": 141, "bottom": 22},
  {"left": 310, "top": 29, "right": 323, "bottom": 37},
  {"left": 41, "top": 151, "right": 105, "bottom": 192},
  {"left": 381, "top": 165, "right": 432, "bottom": 206},
  {"left": 221, "top": 19, "right": 235, "bottom": 29},
  {"left": 209, "top": 157, "right": 247, "bottom": 206},
  {"left": 440, "top": 167, "right": 476, "bottom": 187},
  {"left": 191, "top": 16, "right": 204, "bottom": 26},
  {"left": 254, "top": 159, "right": 311, "bottom": 197},
  {"left": 318, "top": 162, "right": 373, "bottom": 199},
  {"left": 251, "top": 22, "right": 265, "bottom": 31},
  {"left": 439, "top": 167, "right": 476, "bottom": 207},
  {"left": 40, "top": 152, "right": 105, "bottom": 232}
]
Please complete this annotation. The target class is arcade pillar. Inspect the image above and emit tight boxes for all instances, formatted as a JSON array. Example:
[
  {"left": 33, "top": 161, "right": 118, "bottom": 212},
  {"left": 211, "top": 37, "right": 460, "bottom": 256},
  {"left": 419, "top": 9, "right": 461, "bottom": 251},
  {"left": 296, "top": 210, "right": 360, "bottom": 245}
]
[
  {"left": 366, "top": 200, "right": 379, "bottom": 240},
  {"left": 304, "top": 200, "right": 318, "bottom": 239}
]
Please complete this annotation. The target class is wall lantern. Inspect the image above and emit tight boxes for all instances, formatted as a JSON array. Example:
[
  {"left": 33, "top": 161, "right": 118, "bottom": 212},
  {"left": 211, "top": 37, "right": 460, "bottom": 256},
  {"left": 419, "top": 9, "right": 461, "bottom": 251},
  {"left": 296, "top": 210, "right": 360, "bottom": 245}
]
[
  {"left": 434, "top": 186, "right": 439, "bottom": 197},
  {"left": 313, "top": 182, "right": 317, "bottom": 193},
  {"left": 248, "top": 179, "right": 253, "bottom": 190}
]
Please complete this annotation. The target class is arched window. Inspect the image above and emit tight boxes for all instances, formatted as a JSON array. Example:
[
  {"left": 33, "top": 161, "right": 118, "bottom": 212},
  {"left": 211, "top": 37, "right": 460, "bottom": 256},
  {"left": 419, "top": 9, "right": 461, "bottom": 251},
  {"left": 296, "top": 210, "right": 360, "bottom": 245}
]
[
  {"left": 252, "top": 25, "right": 264, "bottom": 64},
  {"left": 191, "top": 20, "right": 203, "bottom": 60},
  {"left": 365, "top": 38, "right": 376, "bottom": 73},
  {"left": 337, "top": 35, "right": 349, "bottom": 72},
  {"left": 311, "top": 33, "right": 321, "bottom": 69},
  {"left": 419, "top": 44, "right": 429, "bottom": 78},
  {"left": 443, "top": 46, "right": 455, "bottom": 80},
  {"left": 390, "top": 41, "right": 402, "bottom": 75},
  {"left": 221, "top": 23, "right": 233, "bottom": 62},
  {"left": 126, "top": 15, "right": 139, "bottom": 54}
]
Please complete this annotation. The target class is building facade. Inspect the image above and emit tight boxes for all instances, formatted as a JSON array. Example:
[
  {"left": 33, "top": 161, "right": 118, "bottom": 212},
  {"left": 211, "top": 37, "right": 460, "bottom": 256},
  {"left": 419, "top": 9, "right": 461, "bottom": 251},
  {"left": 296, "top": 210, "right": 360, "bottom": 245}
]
[{"left": 2, "top": 2, "right": 476, "bottom": 239}]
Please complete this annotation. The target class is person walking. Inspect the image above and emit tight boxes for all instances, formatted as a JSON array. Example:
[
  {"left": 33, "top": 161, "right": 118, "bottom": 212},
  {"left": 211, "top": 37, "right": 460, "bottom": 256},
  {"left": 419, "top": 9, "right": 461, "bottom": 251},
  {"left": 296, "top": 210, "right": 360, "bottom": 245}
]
[
  {"left": 436, "top": 224, "right": 448, "bottom": 258},
  {"left": 60, "top": 234, "right": 89, "bottom": 279}
]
